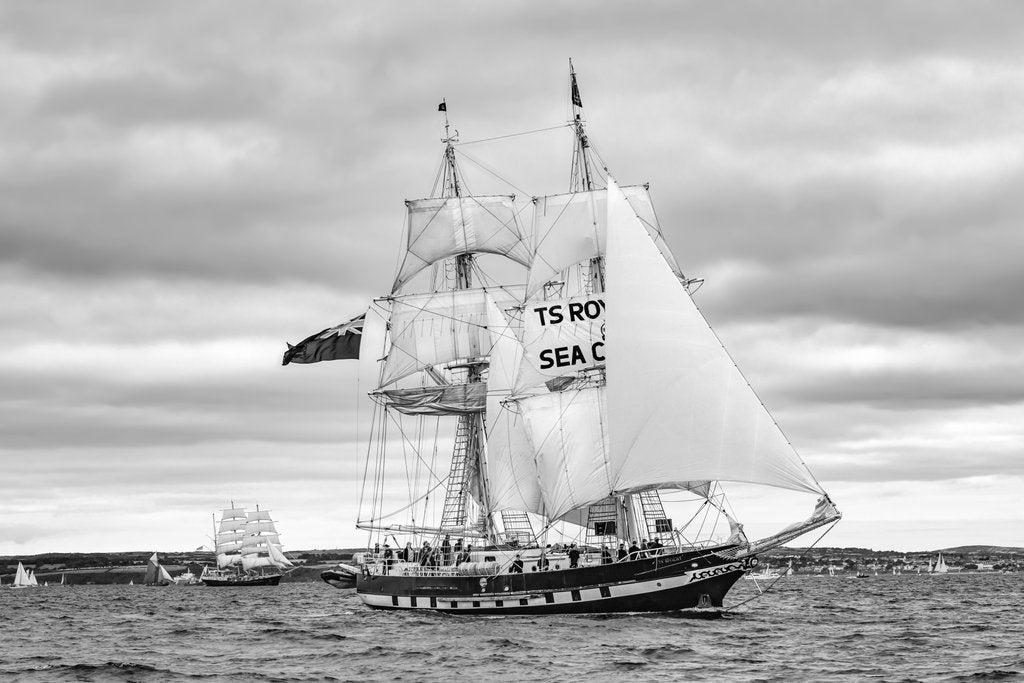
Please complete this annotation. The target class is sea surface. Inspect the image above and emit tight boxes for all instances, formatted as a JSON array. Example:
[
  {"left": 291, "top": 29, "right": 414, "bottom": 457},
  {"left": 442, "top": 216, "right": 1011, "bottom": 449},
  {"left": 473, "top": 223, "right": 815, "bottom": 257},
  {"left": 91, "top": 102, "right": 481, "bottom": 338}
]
[{"left": 3, "top": 573, "right": 1022, "bottom": 682}]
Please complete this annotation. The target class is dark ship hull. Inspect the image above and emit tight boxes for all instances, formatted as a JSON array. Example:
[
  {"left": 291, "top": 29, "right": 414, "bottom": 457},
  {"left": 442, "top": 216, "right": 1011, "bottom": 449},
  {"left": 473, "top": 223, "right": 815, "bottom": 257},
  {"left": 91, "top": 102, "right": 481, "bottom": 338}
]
[
  {"left": 354, "top": 546, "right": 753, "bottom": 615},
  {"left": 202, "top": 573, "right": 283, "bottom": 587}
]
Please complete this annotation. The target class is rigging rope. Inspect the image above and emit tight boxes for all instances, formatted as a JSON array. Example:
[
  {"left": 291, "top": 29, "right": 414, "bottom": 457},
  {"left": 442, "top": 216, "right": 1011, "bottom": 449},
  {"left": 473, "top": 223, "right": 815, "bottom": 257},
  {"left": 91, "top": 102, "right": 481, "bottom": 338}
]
[
  {"left": 453, "top": 124, "right": 571, "bottom": 147},
  {"left": 722, "top": 520, "right": 841, "bottom": 613}
]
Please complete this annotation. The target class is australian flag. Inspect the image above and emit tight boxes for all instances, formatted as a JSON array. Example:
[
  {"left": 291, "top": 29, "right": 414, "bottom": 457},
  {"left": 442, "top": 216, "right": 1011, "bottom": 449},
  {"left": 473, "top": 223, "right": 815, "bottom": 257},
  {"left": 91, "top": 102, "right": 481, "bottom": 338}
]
[{"left": 283, "top": 313, "right": 365, "bottom": 365}]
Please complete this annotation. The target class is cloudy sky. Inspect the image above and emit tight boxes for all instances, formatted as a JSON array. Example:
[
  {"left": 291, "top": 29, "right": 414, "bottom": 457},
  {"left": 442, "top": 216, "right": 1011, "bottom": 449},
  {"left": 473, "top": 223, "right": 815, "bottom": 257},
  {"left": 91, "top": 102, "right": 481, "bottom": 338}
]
[{"left": 2, "top": 1, "right": 1022, "bottom": 555}]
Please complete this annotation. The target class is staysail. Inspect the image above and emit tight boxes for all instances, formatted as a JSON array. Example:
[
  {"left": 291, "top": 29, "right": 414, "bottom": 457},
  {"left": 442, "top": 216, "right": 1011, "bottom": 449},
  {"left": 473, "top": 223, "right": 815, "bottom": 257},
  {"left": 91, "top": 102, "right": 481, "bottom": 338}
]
[
  {"left": 503, "top": 177, "right": 827, "bottom": 521},
  {"left": 603, "top": 177, "right": 825, "bottom": 497}
]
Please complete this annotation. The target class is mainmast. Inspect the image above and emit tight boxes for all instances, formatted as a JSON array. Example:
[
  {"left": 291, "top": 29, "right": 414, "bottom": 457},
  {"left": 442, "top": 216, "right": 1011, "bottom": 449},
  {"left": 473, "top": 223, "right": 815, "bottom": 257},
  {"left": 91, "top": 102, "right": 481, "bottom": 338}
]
[{"left": 568, "top": 59, "right": 605, "bottom": 296}]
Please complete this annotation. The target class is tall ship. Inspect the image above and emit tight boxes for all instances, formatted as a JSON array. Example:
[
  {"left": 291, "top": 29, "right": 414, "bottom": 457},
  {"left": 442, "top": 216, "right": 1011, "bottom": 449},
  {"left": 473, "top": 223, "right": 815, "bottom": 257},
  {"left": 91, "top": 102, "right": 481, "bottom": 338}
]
[
  {"left": 289, "top": 63, "right": 841, "bottom": 614},
  {"left": 202, "top": 503, "right": 295, "bottom": 586}
]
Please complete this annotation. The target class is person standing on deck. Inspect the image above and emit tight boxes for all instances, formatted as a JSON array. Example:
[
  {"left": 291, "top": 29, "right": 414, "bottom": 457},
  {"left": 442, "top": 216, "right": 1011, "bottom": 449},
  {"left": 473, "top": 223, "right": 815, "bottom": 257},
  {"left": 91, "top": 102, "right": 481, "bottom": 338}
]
[
  {"left": 441, "top": 535, "right": 452, "bottom": 565},
  {"left": 617, "top": 543, "right": 627, "bottom": 561},
  {"left": 382, "top": 544, "right": 394, "bottom": 575},
  {"left": 601, "top": 545, "right": 613, "bottom": 565},
  {"left": 628, "top": 541, "right": 641, "bottom": 560},
  {"left": 568, "top": 543, "right": 581, "bottom": 569}
]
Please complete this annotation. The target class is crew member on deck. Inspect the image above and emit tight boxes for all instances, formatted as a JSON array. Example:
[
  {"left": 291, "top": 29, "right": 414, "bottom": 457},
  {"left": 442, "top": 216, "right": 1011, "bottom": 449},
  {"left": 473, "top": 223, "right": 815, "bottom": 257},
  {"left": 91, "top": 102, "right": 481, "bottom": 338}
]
[
  {"left": 617, "top": 543, "right": 627, "bottom": 561},
  {"left": 568, "top": 543, "right": 581, "bottom": 569},
  {"left": 441, "top": 535, "right": 452, "bottom": 565},
  {"left": 601, "top": 545, "right": 613, "bottom": 565},
  {"left": 510, "top": 555, "right": 524, "bottom": 573}
]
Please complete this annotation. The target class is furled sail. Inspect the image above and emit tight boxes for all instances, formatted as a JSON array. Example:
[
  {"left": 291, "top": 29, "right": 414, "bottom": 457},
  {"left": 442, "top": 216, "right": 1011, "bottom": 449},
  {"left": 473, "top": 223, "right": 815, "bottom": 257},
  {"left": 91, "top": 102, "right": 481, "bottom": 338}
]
[
  {"left": 382, "top": 382, "right": 486, "bottom": 415},
  {"left": 527, "top": 185, "right": 681, "bottom": 297},
  {"left": 393, "top": 195, "right": 532, "bottom": 292},
  {"left": 603, "top": 177, "right": 825, "bottom": 496},
  {"left": 380, "top": 286, "right": 525, "bottom": 386},
  {"left": 483, "top": 294, "right": 544, "bottom": 514}
]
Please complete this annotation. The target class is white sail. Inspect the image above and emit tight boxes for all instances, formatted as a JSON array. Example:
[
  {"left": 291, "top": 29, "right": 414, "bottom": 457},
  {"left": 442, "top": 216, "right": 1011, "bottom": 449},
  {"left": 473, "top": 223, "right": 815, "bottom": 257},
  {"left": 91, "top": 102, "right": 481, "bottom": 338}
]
[
  {"left": 220, "top": 506, "right": 247, "bottom": 519},
  {"left": 28, "top": 570, "right": 38, "bottom": 586},
  {"left": 216, "top": 552, "right": 242, "bottom": 569},
  {"left": 267, "top": 542, "right": 295, "bottom": 568},
  {"left": 518, "top": 387, "right": 612, "bottom": 519},
  {"left": 483, "top": 293, "right": 544, "bottom": 514},
  {"left": 245, "top": 520, "right": 277, "bottom": 534},
  {"left": 13, "top": 561, "right": 31, "bottom": 588},
  {"left": 934, "top": 554, "right": 949, "bottom": 573},
  {"left": 159, "top": 565, "right": 173, "bottom": 582},
  {"left": 246, "top": 510, "right": 273, "bottom": 522},
  {"left": 241, "top": 554, "right": 279, "bottom": 571},
  {"left": 603, "top": 177, "right": 825, "bottom": 496},
  {"left": 241, "top": 532, "right": 281, "bottom": 547},
  {"left": 393, "top": 195, "right": 532, "bottom": 292},
  {"left": 527, "top": 185, "right": 681, "bottom": 297},
  {"left": 381, "top": 286, "right": 524, "bottom": 387},
  {"left": 218, "top": 517, "right": 248, "bottom": 533},
  {"left": 514, "top": 293, "right": 606, "bottom": 392}
]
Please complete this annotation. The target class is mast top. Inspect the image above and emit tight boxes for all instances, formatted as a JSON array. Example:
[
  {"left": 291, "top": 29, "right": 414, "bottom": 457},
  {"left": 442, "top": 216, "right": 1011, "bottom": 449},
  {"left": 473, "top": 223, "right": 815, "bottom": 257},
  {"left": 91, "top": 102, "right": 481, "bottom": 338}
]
[
  {"left": 438, "top": 98, "right": 462, "bottom": 198},
  {"left": 568, "top": 59, "right": 593, "bottom": 192}
]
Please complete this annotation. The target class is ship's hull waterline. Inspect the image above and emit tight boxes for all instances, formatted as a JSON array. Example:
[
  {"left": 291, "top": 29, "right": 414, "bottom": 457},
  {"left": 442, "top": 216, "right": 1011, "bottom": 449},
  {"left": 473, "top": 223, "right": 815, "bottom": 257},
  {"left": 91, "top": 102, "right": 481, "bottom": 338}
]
[{"left": 354, "top": 548, "right": 754, "bottom": 616}]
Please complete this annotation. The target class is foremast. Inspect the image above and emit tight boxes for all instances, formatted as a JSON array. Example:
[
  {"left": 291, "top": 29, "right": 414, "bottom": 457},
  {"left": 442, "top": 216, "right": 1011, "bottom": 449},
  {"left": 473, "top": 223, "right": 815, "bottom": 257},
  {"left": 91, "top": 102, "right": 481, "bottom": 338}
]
[{"left": 434, "top": 102, "right": 496, "bottom": 543}]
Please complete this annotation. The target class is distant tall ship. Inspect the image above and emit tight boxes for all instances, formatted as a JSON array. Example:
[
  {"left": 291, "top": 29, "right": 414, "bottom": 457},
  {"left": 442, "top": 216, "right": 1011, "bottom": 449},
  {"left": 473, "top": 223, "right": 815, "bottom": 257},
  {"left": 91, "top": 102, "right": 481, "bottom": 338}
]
[
  {"left": 288, "top": 62, "right": 841, "bottom": 614},
  {"left": 202, "top": 503, "right": 294, "bottom": 586}
]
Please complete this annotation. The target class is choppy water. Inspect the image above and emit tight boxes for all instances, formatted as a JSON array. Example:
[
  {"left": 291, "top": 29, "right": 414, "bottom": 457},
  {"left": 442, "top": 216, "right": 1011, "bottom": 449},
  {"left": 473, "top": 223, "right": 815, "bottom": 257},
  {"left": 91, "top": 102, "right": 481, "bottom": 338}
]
[{"left": 3, "top": 573, "right": 1022, "bottom": 681}]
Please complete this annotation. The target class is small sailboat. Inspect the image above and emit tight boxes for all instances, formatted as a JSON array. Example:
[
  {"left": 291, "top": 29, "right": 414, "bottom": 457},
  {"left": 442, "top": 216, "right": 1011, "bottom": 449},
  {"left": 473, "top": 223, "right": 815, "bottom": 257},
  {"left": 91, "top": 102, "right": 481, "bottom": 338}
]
[
  {"left": 202, "top": 504, "right": 295, "bottom": 586},
  {"left": 27, "top": 569, "right": 39, "bottom": 586},
  {"left": 11, "top": 562, "right": 34, "bottom": 589},
  {"left": 143, "top": 552, "right": 173, "bottom": 586},
  {"left": 743, "top": 562, "right": 783, "bottom": 581},
  {"left": 932, "top": 553, "right": 949, "bottom": 574}
]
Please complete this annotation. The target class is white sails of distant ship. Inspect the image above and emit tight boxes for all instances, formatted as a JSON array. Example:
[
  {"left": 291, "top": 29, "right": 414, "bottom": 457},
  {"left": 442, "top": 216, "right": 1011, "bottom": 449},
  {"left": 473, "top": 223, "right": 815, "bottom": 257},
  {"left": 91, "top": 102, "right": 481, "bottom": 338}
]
[
  {"left": 201, "top": 504, "right": 294, "bottom": 586},
  {"left": 932, "top": 553, "right": 949, "bottom": 574},
  {"left": 214, "top": 505, "right": 294, "bottom": 573}
]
